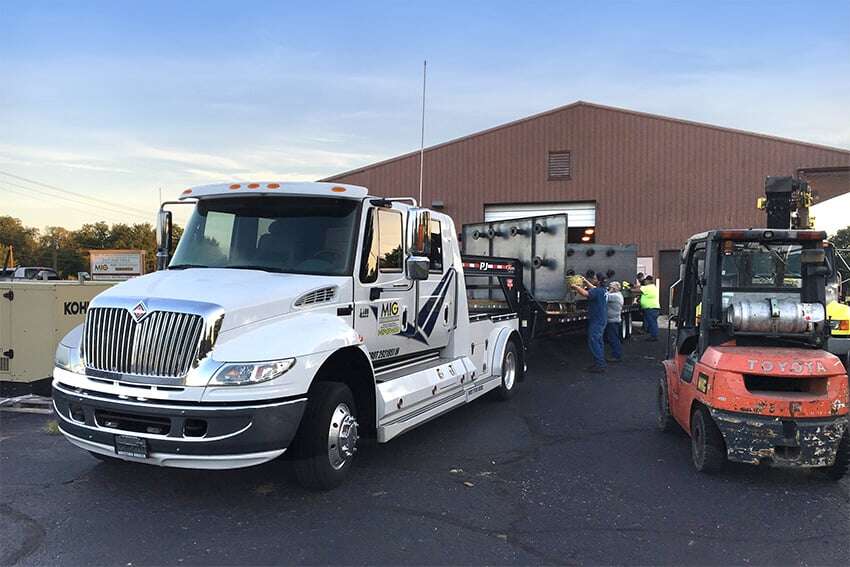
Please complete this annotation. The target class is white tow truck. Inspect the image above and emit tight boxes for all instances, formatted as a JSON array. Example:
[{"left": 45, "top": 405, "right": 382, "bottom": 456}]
[{"left": 53, "top": 182, "right": 527, "bottom": 488}]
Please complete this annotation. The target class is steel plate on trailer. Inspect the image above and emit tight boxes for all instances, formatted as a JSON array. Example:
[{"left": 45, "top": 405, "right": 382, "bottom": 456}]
[
  {"left": 492, "top": 218, "right": 535, "bottom": 293},
  {"left": 530, "top": 214, "right": 568, "bottom": 301}
]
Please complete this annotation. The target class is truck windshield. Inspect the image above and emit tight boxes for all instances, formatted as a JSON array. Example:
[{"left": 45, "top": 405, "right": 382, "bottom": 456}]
[{"left": 170, "top": 197, "right": 360, "bottom": 276}]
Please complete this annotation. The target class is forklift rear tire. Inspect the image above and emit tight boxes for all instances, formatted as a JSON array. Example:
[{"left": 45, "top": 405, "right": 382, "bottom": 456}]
[
  {"left": 656, "top": 376, "right": 676, "bottom": 433},
  {"left": 495, "top": 341, "right": 519, "bottom": 401},
  {"left": 825, "top": 430, "right": 849, "bottom": 481},
  {"left": 690, "top": 407, "right": 726, "bottom": 473}
]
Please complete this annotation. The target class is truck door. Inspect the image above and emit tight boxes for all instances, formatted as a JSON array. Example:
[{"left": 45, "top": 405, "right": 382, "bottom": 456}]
[
  {"left": 354, "top": 206, "right": 421, "bottom": 364},
  {"left": 415, "top": 217, "right": 455, "bottom": 351}
]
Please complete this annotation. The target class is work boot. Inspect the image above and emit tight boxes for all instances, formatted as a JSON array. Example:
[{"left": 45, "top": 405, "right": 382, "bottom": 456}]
[
  {"left": 583, "top": 364, "right": 606, "bottom": 374},
  {"left": 606, "top": 357, "right": 622, "bottom": 363},
  {"left": 646, "top": 336, "right": 659, "bottom": 342}
]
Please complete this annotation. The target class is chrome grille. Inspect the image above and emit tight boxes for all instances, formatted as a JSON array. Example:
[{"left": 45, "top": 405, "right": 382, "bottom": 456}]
[{"left": 83, "top": 307, "right": 206, "bottom": 378}]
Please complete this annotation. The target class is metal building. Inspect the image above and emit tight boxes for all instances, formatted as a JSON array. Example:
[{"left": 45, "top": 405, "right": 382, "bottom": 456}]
[{"left": 324, "top": 101, "right": 850, "bottom": 293}]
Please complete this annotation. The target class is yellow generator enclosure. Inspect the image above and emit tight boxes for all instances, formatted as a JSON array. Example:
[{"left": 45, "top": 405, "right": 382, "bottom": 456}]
[{"left": 0, "top": 281, "right": 114, "bottom": 391}]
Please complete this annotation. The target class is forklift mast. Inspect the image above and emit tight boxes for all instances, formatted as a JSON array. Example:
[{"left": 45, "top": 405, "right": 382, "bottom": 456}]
[{"left": 757, "top": 176, "right": 815, "bottom": 230}]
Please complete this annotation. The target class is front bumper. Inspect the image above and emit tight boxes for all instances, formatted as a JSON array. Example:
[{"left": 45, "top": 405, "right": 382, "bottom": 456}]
[
  {"left": 710, "top": 408, "right": 848, "bottom": 468},
  {"left": 53, "top": 382, "right": 306, "bottom": 469}
]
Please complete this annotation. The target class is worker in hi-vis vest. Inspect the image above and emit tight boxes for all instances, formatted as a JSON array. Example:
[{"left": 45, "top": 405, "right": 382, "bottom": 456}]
[{"left": 633, "top": 275, "right": 660, "bottom": 341}]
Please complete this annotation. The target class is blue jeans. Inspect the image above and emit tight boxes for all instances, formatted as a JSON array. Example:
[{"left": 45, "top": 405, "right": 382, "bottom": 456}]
[
  {"left": 588, "top": 322, "right": 606, "bottom": 367},
  {"left": 644, "top": 308, "right": 660, "bottom": 338},
  {"left": 604, "top": 322, "right": 623, "bottom": 360}
]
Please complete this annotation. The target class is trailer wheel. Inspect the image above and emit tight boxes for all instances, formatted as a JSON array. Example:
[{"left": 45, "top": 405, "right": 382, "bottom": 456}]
[
  {"left": 621, "top": 312, "right": 633, "bottom": 341},
  {"left": 292, "top": 381, "right": 359, "bottom": 490},
  {"left": 825, "top": 429, "right": 849, "bottom": 481},
  {"left": 690, "top": 407, "right": 726, "bottom": 473},
  {"left": 656, "top": 376, "right": 676, "bottom": 433},
  {"left": 495, "top": 341, "right": 519, "bottom": 400}
]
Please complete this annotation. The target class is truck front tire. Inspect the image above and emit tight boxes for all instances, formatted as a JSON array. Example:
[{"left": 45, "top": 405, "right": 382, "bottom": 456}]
[{"left": 291, "top": 381, "right": 359, "bottom": 490}]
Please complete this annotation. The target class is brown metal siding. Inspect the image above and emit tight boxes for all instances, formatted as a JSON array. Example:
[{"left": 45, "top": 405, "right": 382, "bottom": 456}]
[{"left": 327, "top": 103, "right": 850, "bottom": 262}]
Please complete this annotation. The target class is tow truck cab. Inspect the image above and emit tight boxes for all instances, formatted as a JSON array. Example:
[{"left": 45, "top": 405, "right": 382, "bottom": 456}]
[
  {"left": 660, "top": 229, "right": 849, "bottom": 477},
  {"left": 52, "top": 182, "right": 524, "bottom": 489}
]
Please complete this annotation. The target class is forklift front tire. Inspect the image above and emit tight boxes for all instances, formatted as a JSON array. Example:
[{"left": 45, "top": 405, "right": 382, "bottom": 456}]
[
  {"left": 690, "top": 407, "right": 726, "bottom": 474},
  {"left": 656, "top": 376, "right": 676, "bottom": 433},
  {"left": 825, "top": 429, "right": 849, "bottom": 481}
]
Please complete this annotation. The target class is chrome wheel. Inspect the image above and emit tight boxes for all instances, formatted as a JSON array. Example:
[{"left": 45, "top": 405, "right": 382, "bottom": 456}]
[
  {"left": 503, "top": 350, "right": 516, "bottom": 390},
  {"left": 327, "top": 403, "right": 358, "bottom": 470}
]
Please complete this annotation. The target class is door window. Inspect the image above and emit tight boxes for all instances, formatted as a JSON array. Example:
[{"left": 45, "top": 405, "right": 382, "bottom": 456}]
[
  {"left": 378, "top": 209, "right": 403, "bottom": 273},
  {"left": 429, "top": 219, "right": 443, "bottom": 272},
  {"left": 360, "top": 208, "right": 404, "bottom": 283}
]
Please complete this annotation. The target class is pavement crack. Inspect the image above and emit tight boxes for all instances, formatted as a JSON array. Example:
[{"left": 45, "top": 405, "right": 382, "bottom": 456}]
[{"left": 0, "top": 502, "right": 46, "bottom": 566}]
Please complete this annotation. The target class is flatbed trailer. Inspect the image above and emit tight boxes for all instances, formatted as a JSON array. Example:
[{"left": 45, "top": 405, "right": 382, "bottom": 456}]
[{"left": 462, "top": 214, "right": 641, "bottom": 340}]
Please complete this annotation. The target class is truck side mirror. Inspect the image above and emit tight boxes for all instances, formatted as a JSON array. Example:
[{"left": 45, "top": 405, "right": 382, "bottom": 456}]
[
  {"left": 408, "top": 208, "right": 432, "bottom": 257},
  {"left": 406, "top": 256, "right": 429, "bottom": 281},
  {"left": 156, "top": 209, "right": 173, "bottom": 271}
]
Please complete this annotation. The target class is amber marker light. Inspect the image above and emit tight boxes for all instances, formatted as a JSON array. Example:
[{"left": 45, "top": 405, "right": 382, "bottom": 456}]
[
  {"left": 331, "top": 186, "right": 347, "bottom": 193},
  {"left": 181, "top": 189, "right": 193, "bottom": 195},
  {"left": 248, "top": 183, "right": 260, "bottom": 188},
  {"left": 267, "top": 183, "right": 280, "bottom": 189},
  {"left": 229, "top": 184, "right": 241, "bottom": 190}
]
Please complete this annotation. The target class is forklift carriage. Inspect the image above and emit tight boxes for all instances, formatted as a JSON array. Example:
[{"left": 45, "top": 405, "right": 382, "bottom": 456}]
[{"left": 660, "top": 229, "right": 849, "bottom": 477}]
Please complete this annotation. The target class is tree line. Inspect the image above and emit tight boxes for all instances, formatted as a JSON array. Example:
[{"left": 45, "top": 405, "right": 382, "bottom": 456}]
[{"left": 0, "top": 216, "right": 182, "bottom": 278}]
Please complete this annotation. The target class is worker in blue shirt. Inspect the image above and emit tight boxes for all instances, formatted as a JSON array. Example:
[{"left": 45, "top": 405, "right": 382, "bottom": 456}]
[{"left": 571, "top": 273, "right": 608, "bottom": 373}]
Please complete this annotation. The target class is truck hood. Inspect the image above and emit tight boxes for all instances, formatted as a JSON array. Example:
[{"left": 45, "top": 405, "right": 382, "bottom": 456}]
[{"left": 93, "top": 268, "right": 350, "bottom": 332}]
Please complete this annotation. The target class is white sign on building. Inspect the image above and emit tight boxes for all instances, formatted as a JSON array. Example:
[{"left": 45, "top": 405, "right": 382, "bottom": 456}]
[{"left": 89, "top": 249, "right": 146, "bottom": 281}]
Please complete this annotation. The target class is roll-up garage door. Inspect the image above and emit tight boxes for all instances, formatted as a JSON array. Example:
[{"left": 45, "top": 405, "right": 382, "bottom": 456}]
[{"left": 484, "top": 202, "right": 596, "bottom": 227}]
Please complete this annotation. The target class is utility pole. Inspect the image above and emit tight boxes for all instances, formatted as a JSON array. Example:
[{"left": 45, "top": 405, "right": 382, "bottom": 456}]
[{"left": 52, "top": 237, "right": 58, "bottom": 272}]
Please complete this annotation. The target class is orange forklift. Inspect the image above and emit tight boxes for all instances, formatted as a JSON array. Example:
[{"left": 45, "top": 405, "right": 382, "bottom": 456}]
[{"left": 658, "top": 228, "right": 849, "bottom": 478}]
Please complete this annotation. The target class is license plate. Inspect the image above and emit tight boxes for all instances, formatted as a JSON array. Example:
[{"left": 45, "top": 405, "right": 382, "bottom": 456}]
[{"left": 114, "top": 435, "right": 148, "bottom": 458}]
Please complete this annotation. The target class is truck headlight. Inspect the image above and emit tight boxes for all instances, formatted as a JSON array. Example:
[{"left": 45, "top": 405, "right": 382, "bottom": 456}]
[
  {"left": 210, "top": 359, "right": 296, "bottom": 386},
  {"left": 55, "top": 343, "right": 84, "bottom": 374}
]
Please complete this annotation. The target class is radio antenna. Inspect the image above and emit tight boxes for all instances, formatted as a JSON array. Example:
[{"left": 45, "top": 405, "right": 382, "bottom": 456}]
[{"left": 418, "top": 60, "right": 427, "bottom": 206}]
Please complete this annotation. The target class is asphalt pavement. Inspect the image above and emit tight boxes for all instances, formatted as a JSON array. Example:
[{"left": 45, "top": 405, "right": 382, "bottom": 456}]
[{"left": 1, "top": 330, "right": 848, "bottom": 566}]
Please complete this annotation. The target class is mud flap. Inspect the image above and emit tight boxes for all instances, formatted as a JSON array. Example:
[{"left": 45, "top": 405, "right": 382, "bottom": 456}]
[{"left": 709, "top": 409, "right": 848, "bottom": 468}]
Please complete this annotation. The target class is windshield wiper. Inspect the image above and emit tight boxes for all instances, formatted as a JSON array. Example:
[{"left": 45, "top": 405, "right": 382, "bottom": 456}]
[
  {"left": 227, "top": 265, "right": 287, "bottom": 273},
  {"left": 168, "top": 264, "right": 209, "bottom": 270}
]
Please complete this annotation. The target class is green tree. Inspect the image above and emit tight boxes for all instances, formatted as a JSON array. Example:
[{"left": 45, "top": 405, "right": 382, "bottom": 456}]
[
  {"left": 35, "top": 227, "right": 87, "bottom": 276},
  {"left": 0, "top": 216, "right": 39, "bottom": 267},
  {"left": 831, "top": 225, "right": 850, "bottom": 285}
]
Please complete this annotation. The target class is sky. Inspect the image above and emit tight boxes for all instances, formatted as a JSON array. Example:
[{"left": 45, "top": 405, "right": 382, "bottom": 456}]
[{"left": 2, "top": 1, "right": 850, "bottom": 232}]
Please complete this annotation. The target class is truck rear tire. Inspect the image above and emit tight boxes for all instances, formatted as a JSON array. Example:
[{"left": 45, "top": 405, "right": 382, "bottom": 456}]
[
  {"left": 656, "top": 376, "right": 676, "bottom": 433},
  {"left": 291, "top": 382, "right": 359, "bottom": 490},
  {"left": 690, "top": 407, "right": 726, "bottom": 473},
  {"left": 495, "top": 341, "right": 519, "bottom": 401},
  {"left": 826, "top": 429, "right": 849, "bottom": 481}
]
